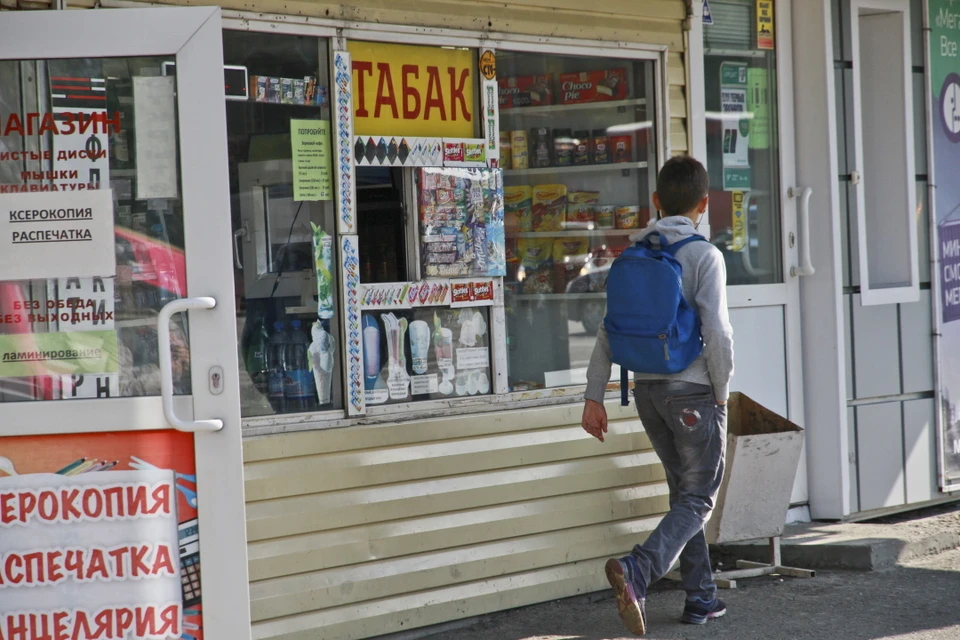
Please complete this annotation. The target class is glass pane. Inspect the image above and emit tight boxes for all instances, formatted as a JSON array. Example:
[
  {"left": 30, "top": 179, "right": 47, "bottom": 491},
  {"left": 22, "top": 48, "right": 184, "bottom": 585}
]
[
  {"left": 224, "top": 30, "right": 342, "bottom": 417},
  {"left": 361, "top": 307, "right": 493, "bottom": 405},
  {"left": 705, "top": 0, "right": 783, "bottom": 285},
  {"left": 497, "top": 51, "right": 658, "bottom": 392},
  {"left": 0, "top": 56, "right": 188, "bottom": 403}
]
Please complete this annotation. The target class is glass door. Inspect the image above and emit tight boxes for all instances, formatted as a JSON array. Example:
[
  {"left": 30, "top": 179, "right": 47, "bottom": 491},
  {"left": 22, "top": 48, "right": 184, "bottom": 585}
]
[
  {"left": 702, "top": 0, "right": 807, "bottom": 503},
  {"left": 0, "top": 8, "right": 250, "bottom": 640}
]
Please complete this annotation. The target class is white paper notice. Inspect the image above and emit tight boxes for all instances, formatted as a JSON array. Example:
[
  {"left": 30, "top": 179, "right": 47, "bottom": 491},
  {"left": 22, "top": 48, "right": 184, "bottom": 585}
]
[
  {"left": 0, "top": 189, "right": 116, "bottom": 281},
  {"left": 456, "top": 347, "right": 489, "bottom": 370},
  {"left": 134, "top": 76, "right": 179, "bottom": 200},
  {"left": 411, "top": 374, "right": 439, "bottom": 395},
  {"left": 0, "top": 470, "right": 183, "bottom": 638}
]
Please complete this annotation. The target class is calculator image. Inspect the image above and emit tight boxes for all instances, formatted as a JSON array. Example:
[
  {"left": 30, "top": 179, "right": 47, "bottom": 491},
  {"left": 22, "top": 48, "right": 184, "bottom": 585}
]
[{"left": 178, "top": 518, "right": 202, "bottom": 607}]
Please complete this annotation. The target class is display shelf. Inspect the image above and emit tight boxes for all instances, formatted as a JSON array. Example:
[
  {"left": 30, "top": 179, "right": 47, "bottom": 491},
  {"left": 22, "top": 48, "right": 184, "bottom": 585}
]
[
  {"left": 504, "top": 161, "right": 647, "bottom": 178},
  {"left": 510, "top": 292, "right": 606, "bottom": 301},
  {"left": 500, "top": 98, "right": 647, "bottom": 117},
  {"left": 510, "top": 229, "right": 637, "bottom": 239}
]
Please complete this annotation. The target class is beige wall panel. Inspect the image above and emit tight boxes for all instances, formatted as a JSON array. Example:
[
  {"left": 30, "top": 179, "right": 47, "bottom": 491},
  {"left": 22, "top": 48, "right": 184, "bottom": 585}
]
[
  {"left": 670, "top": 122, "right": 688, "bottom": 154},
  {"left": 251, "top": 516, "right": 660, "bottom": 621},
  {"left": 246, "top": 450, "right": 666, "bottom": 541},
  {"left": 249, "top": 484, "right": 670, "bottom": 581},
  {"left": 245, "top": 416, "right": 651, "bottom": 501},
  {"left": 148, "top": 0, "right": 686, "bottom": 48},
  {"left": 469, "top": 0, "right": 685, "bottom": 19},
  {"left": 252, "top": 562, "right": 609, "bottom": 640},
  {"left": 244, "top": 400, "right": 639, "bottom": 461},
  {"left": 668, "top": 52, "right": 685, "bottom": 86}
]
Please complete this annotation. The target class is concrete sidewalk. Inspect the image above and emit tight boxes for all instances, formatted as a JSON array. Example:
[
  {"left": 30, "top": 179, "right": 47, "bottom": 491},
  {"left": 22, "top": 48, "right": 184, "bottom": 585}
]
[{"left": 392, "top": 502, "right": 960, "bottom": 640}]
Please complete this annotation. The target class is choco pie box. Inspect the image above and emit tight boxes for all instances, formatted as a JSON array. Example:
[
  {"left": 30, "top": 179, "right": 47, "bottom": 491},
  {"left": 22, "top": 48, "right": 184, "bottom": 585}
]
[
  {"left": 499, "top": 75, "right": 553, "bottom": 109},
  {"left": 559, "top": 69, "right": 628, "bottom": 105}
]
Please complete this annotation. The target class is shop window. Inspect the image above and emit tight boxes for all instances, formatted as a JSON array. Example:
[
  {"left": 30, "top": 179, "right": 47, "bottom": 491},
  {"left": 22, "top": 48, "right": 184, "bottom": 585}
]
[
  {"left": 224, "top": 31, "right": 342, "bottom": 417},
  {"left": 0, "top": 56, "right": 189, "bottom": 403},
  {"left": 496, "top": 51, "right": 658, "bottom": 392},
  {"left": 704, "top": 0, "right": 784, "bottom": 286}
]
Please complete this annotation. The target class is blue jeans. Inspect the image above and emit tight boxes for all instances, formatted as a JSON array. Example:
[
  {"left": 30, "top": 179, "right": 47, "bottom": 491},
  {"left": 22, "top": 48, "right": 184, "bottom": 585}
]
[{"left": 631, "top": 380, "right": 727, "bottom": 603}]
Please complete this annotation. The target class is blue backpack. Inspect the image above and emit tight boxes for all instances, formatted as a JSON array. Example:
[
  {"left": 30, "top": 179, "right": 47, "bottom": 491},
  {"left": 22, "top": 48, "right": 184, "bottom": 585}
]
[{"left": 603, "top": 232, "right": 706, "bottom": 405}]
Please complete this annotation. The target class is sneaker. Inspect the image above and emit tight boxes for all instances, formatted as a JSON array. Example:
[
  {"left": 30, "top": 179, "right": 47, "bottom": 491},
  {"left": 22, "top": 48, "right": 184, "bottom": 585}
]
[
  {"left": 605, "top": 556, "right": 647, "bottom": 636},
  {"left": 680, "top": 597, "right": 727, "bottom": 625}
]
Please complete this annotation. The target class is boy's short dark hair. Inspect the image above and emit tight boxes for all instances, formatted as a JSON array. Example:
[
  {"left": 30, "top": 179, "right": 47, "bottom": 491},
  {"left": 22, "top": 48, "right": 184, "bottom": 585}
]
[{"left": 656, "top": 155, "right": 709, "bottom": 216}]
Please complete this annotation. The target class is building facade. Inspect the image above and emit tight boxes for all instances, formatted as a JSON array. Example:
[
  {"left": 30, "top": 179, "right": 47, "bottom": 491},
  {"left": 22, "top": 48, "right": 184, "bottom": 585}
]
[{"left": 0, "top": 1, "right": 956, "bottom": 639}]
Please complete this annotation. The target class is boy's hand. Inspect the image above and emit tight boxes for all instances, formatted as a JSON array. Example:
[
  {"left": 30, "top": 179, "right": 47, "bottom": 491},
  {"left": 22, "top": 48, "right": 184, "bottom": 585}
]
[{"left": 581, "top": 399, "right": 608, "bottom": 442}]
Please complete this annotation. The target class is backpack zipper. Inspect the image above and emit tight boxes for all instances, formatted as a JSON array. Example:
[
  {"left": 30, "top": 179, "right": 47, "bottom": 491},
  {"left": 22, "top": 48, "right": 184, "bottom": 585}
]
[{"left": 660, "top": 334, "right": 669, "bottom": 361}]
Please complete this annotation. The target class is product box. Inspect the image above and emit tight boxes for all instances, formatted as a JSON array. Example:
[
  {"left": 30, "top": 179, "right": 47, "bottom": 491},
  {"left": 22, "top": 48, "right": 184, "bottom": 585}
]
[
  {"left": 281, "top": 78, "right": 295, "bottom": 104},
  {"left": 499, "top": 75, "right": 553, "bottom": 109},
  {"left": 558, "top": 68, "right": 628, "bottom": 105},
  {"left": 267, "top": 77, "right": 281, "bottom": 103},
  {"left": 566, "top": 191, "right": 600, "bottom": 229}
]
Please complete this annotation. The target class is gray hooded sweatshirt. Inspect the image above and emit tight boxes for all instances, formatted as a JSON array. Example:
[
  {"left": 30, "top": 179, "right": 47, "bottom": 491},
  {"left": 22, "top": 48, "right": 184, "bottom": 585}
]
[{"left": 584, "top": 215, "right": 735, "bottom": 403}]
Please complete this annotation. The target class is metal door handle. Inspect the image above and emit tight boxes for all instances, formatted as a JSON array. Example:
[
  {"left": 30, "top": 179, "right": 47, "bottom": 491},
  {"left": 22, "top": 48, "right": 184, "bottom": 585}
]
[
  {"left": 233, "top": 226, "right": 247, "bottom": 270},
  {"left": 788, "top": 187, "right": 815, "bottom": 277},
  {"left": 158, "top": 297, "right": 223, "bottom": 432}
]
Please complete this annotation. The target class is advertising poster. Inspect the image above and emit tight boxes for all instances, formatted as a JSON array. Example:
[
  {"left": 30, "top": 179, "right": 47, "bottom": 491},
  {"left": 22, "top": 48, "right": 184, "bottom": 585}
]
[
  {"left": 929, "top": 0, "right": 960, "bottom": 490},
  {"left": 720, "top": 62, "right": 751, "bottom": 190},
  {"left": 290, "top": 119, "right": 332, "bottom": 201},
  {"left": 0, "top": 429, "right": 204, "bottom": 639},
  {"left": 756, "top": 0, "right": 775, "bottom": 50}
]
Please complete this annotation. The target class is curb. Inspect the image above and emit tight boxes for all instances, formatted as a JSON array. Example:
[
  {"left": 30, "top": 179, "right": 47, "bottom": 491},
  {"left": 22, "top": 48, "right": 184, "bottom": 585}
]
[{"left": 716, "top": 530, "right": 960, "bottom": 571}]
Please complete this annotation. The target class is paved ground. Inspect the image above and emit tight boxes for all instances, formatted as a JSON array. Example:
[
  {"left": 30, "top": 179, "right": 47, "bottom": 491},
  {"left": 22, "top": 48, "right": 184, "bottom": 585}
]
[{"left": 445, "top": 547, "right": 960, "bottom": 640}]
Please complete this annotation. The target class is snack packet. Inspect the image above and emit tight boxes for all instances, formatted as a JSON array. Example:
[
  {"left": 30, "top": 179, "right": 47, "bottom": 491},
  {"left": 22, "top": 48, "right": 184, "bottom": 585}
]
[{"left": 532, "top": 184, "right": 567, "bottom": 232}]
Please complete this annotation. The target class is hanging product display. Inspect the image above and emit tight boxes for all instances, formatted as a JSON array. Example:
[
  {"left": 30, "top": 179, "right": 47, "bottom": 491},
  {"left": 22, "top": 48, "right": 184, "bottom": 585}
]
[{"left": 418, "top": 167, "right": 506, "bottom": 278}]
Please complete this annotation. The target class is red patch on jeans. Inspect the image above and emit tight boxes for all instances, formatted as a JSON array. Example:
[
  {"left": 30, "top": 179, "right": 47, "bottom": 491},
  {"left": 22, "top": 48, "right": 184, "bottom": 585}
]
[{"left": 679, "top": 408, "right": 701, "bottom": 427}]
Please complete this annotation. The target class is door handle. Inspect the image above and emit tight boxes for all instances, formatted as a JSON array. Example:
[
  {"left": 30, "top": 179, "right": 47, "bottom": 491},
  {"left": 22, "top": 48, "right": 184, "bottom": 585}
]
[
  {"left": 233, "top": 226, "right": 247, "bottom": 270},
  {"left": 158, "top": 297, "right": 224, "bottom": 433},
  {"left": 788, "top": 187, "right": 815, "bottom": 277}
]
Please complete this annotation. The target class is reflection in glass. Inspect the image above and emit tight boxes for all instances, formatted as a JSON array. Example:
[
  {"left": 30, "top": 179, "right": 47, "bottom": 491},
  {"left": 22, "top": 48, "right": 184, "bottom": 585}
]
[{"left": 0, "top": 56, "right": 188, "bottom": 403}]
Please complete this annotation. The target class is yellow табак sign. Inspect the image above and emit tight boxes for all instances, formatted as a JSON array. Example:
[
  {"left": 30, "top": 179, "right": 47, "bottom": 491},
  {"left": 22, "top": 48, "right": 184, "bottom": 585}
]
[{"left": 347, "top": 41, "right": 476, "bottom": 138}]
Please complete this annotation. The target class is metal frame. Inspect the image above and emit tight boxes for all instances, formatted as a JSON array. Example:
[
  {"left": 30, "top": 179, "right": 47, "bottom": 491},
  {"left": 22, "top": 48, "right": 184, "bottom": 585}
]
[{"left": 0, "top": 9, "right": 251, "bottom": 639}]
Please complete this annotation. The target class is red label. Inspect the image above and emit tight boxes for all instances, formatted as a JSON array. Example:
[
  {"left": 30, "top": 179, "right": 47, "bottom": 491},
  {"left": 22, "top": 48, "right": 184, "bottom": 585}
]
[{"left": 558, "top": 69, "right": 628, "bottom": 105}]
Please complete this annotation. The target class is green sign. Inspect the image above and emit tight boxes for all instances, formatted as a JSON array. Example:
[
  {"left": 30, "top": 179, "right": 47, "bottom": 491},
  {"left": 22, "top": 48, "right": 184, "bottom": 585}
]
[
  {"left": 291, "top": 119, "right": 333, "bottom": 201},
  {"left": 747, "top": 68, "right": 770, "bottom": 149},
  {"left": 0, "top": 330, "right": 118, "bottom": 378},
  {"left": 720, "top": 62, "right": 751, "bottom": 191}
]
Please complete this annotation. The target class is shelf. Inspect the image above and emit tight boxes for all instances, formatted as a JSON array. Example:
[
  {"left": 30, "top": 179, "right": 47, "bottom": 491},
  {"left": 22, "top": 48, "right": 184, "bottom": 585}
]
[
  {"left": 510, "top": 293, "right": 606, "bottom": 301},
  {"left": 504, "top": 161, "right": 648, "bottom": 178},
  {"left": 509, "top": 229, "right": 638, "bottom": 238},
  {"left": 500, "top": 98, "right": 647, "bottom": 117}
]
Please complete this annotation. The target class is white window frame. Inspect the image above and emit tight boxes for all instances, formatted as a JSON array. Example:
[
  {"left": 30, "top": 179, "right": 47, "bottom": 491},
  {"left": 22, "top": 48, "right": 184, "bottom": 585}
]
[
  {"left": 209, "top": 12, "right": 670, "bottom": 432},
  {"left": 849, "top": 0, "right": 919, "bottom": 306}
]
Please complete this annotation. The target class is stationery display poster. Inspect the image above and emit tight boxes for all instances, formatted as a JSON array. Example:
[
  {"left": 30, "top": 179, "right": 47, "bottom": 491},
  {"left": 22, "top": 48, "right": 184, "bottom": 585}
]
[{"left": 0, "top": 429, "right": 204, "bottom": 639}]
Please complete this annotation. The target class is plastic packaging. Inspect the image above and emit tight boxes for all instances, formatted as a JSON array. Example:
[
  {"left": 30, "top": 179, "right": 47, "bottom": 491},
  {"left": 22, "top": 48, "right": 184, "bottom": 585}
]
[
  {"left": 311, "top": 223, "right": 335, "bottom": 320},
  {"left": 246, "top": 317, "right": 270, "bottom": 400},
  {"left": 309, "top": 320, "right": 336, "bottom": 406}
]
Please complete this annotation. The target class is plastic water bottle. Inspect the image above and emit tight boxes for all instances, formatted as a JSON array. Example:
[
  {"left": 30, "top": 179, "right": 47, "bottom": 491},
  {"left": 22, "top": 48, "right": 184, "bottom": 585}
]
[
  {"left": 246, "top": 317, "right": 270, "bottom": 400},
  {"left": 284, "top": 320, "right": 318, "bottom": 413},
  {"left": 267, "top": 321, "right": 287, "bottom": 413}
]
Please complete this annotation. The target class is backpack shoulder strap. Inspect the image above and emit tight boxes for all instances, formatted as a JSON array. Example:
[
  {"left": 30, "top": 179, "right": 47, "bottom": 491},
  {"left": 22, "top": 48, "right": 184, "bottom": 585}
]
[{"left": 662, "top": 235, "right": 707, "bottom": 257}]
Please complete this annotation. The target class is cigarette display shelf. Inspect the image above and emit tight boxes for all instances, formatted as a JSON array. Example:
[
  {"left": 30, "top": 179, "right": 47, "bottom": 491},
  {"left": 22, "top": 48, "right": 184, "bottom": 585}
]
[
  {"left": 504, "top": 161, "right": 648, "bottom": 178},
  {"left": 510, "top": 229, "right": 636, "bottom": 239},
  {"left": 500, "top": 98, "right": 647, "bottom": 117}
]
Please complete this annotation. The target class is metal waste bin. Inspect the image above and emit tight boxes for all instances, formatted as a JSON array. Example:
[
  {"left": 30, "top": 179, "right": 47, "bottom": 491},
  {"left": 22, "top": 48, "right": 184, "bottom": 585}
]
[{"left": 706, "top": 392, "right": 804, "bottom": 545}]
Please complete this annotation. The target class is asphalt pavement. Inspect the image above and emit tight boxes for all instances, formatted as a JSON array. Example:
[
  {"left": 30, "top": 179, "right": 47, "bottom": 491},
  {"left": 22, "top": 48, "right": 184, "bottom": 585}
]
[{"left": 441, "top": 547, "right": 960, "bottom": 640}]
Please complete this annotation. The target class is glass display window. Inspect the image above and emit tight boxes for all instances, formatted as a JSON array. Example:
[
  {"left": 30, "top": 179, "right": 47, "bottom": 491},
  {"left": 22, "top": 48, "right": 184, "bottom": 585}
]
[
  {"left": 223, "top": 30, "right": 341, "bottom": 417},
  {"left": 496, "top": 51, "right": 659, "bottom": 392}
]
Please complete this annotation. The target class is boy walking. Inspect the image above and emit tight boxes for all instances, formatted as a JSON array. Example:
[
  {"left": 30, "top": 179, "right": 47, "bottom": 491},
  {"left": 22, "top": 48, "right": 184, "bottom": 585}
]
[{"left": 581, "top": 156, "right": 734, "bottom": 636}]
